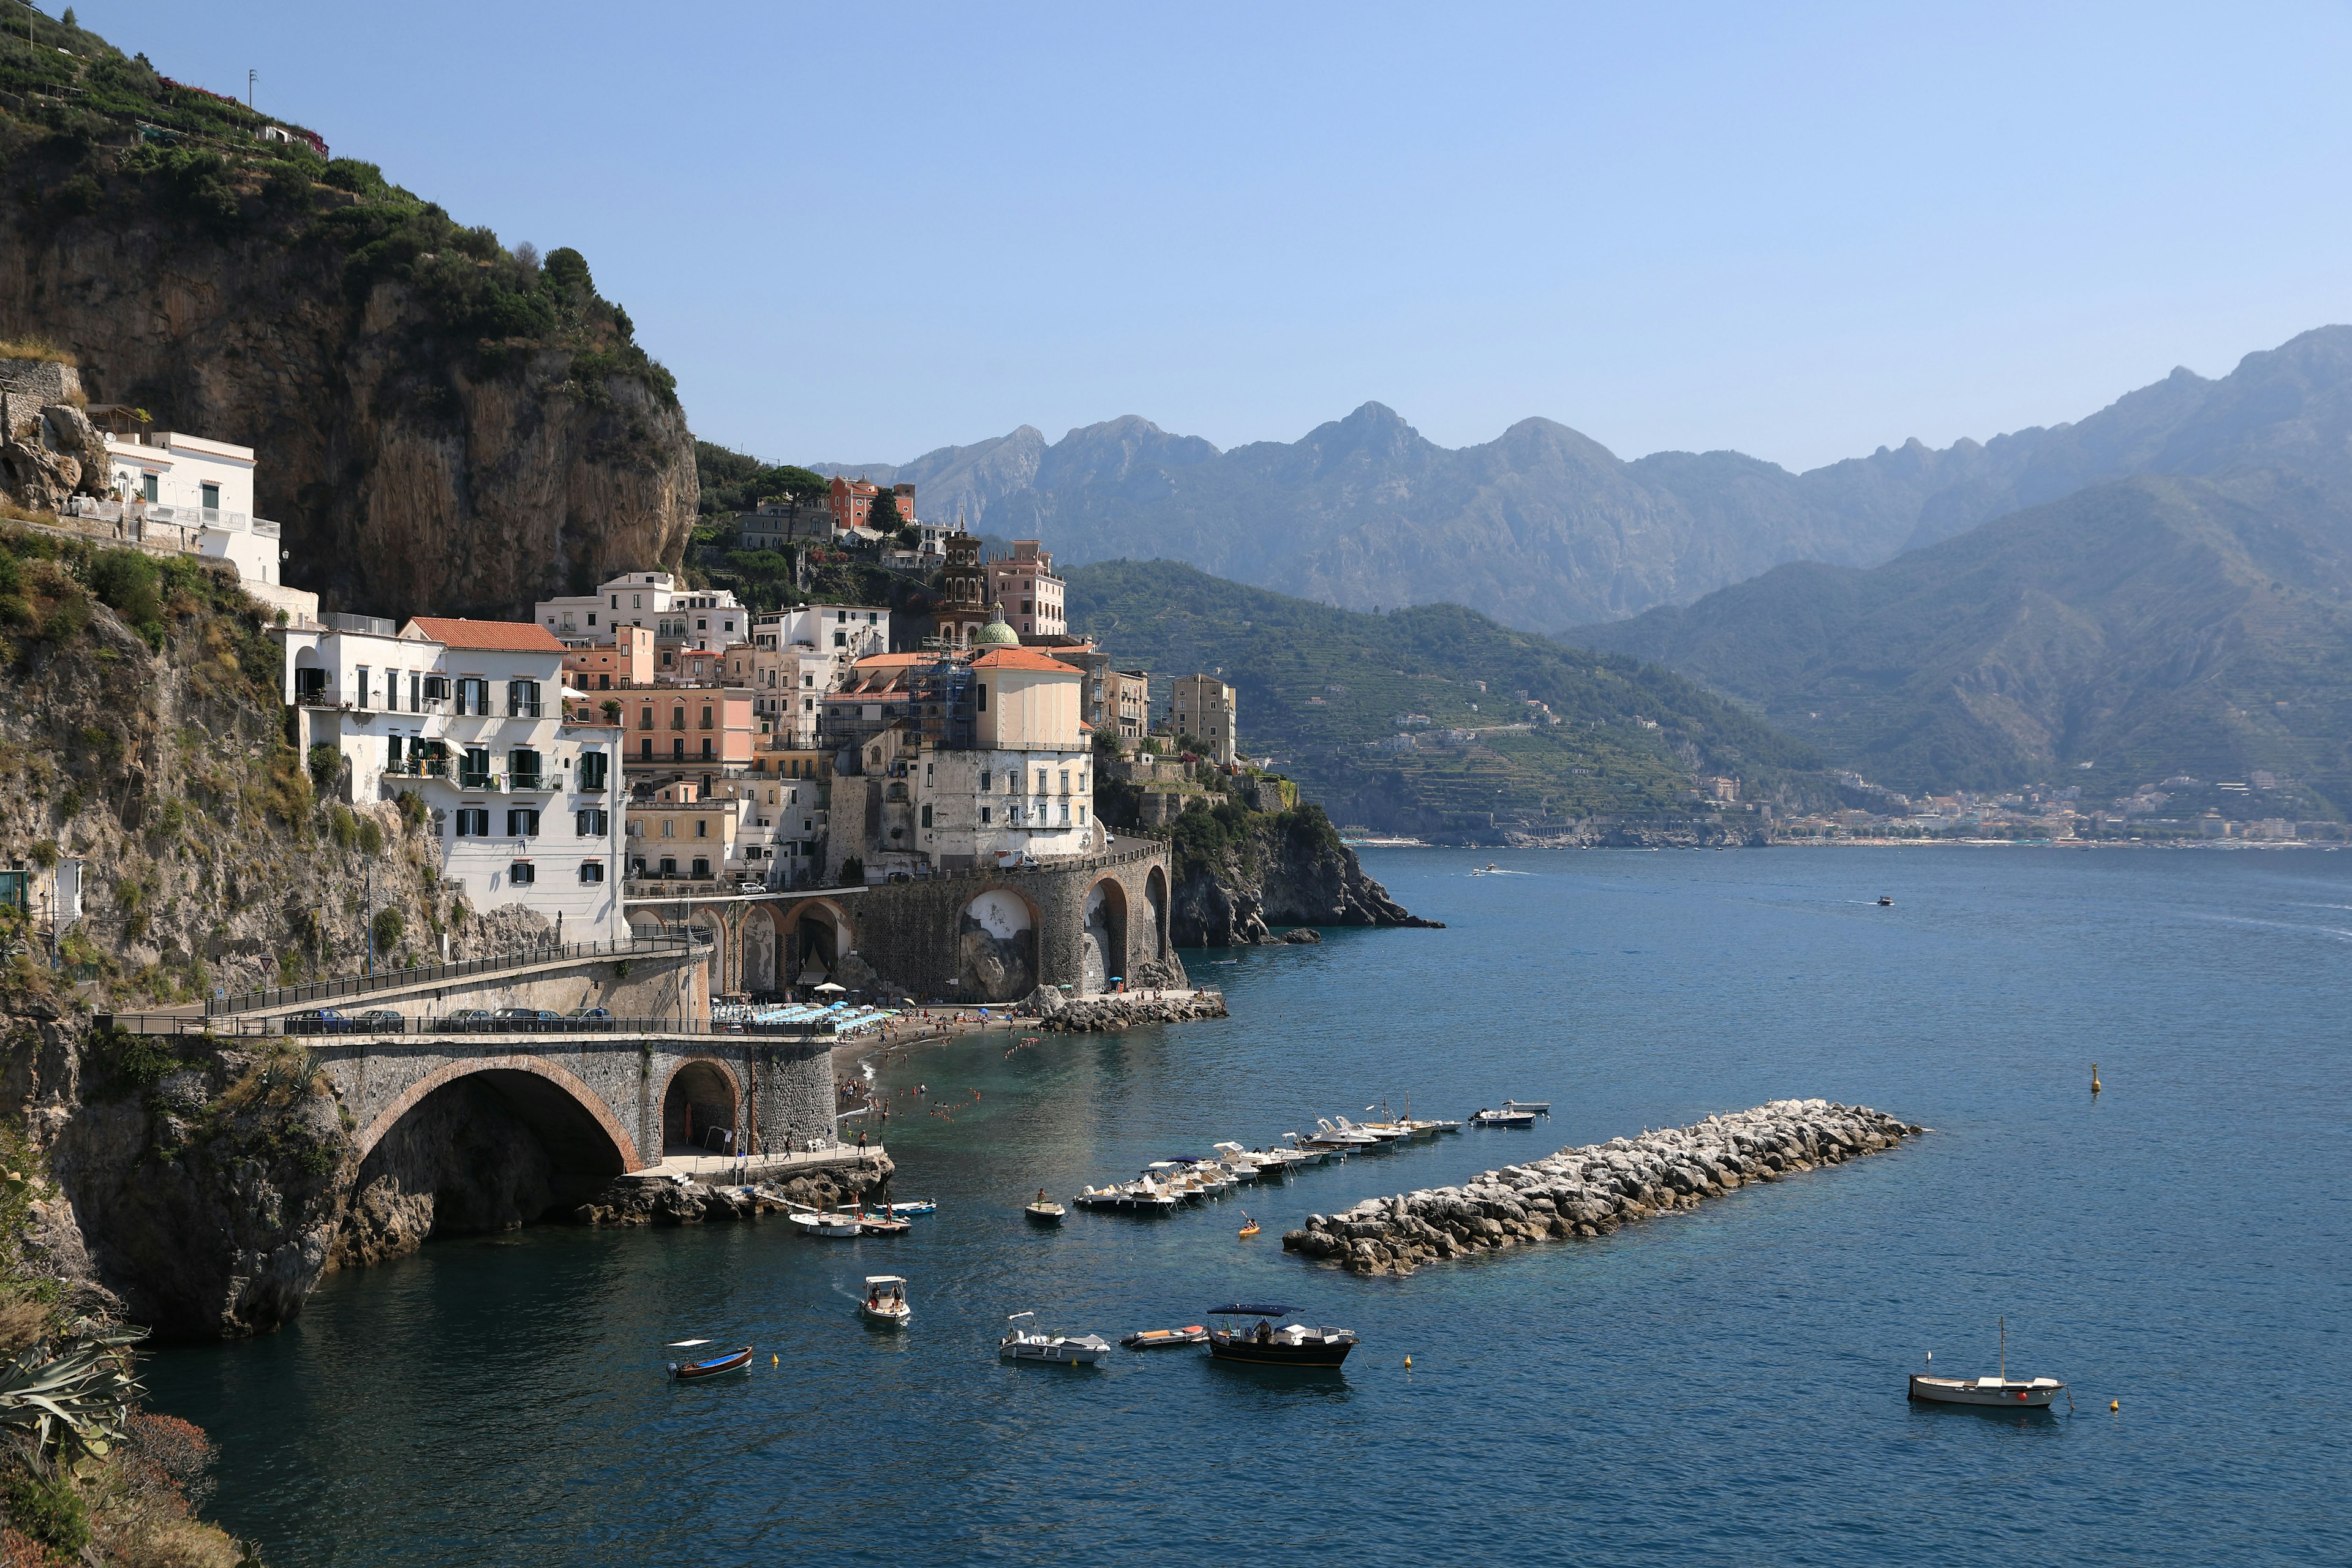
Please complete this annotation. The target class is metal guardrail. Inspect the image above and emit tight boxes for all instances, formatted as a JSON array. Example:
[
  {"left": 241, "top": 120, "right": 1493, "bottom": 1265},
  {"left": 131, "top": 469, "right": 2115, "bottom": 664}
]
[
  {"left": 99, "top": 1013, "right": 836, "bottom": 1041},
  {"left": 202, "top": 935, "right": 706, "bottom": 1017}
]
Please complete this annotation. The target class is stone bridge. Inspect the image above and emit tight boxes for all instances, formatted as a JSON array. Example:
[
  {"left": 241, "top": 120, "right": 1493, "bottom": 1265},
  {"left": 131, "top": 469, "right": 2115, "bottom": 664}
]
[
  {"left": 308, "top": 1026, "right": 838, "bottom": 1187},
  {"left": 625, "top": 834, "right": 1178, "bottom": 1004}
]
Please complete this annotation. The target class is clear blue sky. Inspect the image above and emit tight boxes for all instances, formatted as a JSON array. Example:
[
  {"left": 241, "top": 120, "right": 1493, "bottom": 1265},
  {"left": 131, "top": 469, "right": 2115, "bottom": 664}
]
[{"left": 82, "top": 1, "right": 2352, "bottom": 471}]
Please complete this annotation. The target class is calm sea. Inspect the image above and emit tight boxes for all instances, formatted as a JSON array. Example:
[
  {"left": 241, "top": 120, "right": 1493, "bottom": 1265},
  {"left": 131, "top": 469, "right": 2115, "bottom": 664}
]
[{"left": 146, "top": 848, "right": 2352, "bottom": 1566}]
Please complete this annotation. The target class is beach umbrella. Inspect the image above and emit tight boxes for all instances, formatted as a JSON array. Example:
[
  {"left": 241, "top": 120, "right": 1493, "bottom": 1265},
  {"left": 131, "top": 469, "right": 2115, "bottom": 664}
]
[{"left": 814, "top": 981, "right": 848, "bottom": 994}]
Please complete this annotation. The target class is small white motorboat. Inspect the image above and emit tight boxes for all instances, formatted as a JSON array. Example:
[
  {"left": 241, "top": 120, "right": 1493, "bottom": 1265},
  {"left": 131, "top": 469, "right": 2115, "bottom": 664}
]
[
  {"left": 859, "top": 1275, "right": 911, "bottom": 1327},
  {"left": 1909, "top": 1320, "right": 2065, "bottom": 1408},
  {"left": 1275, "top": 1135, "right": 1331, "bottom": 1166},
  {"left": 1503, "top": 1099, "right": 1550, "bottom": 1116},
  {"left": 1470, "top": 1107, "right": 1537, "bottom": 1128},
  {"left": 999, "top": 1311, "right": 1109, "bottom": 1365}
]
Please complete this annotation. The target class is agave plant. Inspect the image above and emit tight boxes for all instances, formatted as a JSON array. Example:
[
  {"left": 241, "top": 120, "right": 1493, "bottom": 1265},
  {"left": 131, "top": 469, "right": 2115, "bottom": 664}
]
[{"left": 0, "top": 1327, "right": 144, "bottom": 1457}]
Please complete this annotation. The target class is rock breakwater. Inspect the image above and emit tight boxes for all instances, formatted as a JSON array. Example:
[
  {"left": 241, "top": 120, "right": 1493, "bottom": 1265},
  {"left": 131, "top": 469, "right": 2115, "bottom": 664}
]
[
  {"left": 572, "top": 1156, "right": 894, "bottom": 1226},
  {"left": 1035, "top": 992, "right": 1231, "bottom": 1033},
  {"left": 1283, "top": 1099, "right": 1918, "bottom": 1276}
]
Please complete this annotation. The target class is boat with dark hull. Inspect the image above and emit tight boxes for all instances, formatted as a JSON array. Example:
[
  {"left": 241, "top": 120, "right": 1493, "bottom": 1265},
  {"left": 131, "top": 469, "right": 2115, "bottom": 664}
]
[
  {"left": 665, "top": 1341, "right": 753, "bottom": 1381},
  {"left": 1204, "top": 1305, "right": 1357, "bottom": 1368}
]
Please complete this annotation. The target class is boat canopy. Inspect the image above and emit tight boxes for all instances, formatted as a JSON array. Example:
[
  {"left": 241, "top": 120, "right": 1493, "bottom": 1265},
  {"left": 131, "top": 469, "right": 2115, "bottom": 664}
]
[
  {"left": 865, "top": 1275, "right": 905, "bottom": 1286},
  {"left": 1206, "top": 1303, "right": 1290, "bottom": 1316},
  {"left": 665, "top": 1338, "right": 711, "bottom": 1348}
]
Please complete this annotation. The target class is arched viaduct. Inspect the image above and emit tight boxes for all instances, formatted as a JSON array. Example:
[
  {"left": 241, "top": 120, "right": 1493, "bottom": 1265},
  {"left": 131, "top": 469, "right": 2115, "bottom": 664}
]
[{"left": 625, "top": 837, "right": 1178, "bottom": 1005}]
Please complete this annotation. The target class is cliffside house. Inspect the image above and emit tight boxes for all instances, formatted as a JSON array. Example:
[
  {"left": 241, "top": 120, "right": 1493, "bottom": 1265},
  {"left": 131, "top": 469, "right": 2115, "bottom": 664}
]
[
  {"left": 562, "top": 625, "right": 656, "bottom": 690},
  {"left": 827, "top": 475, "right": 916, "bottom": 535},
  {"left": 736, "top": 496, "right": 834, "bottom": 551},
  {"left": 532, "top": 572, "right": 748, "bottom": 666},
  {"left": 749, "top": 604, "right": 892, "bottom": 745},
  {"left": 73, "top": 424, "right": 317, "bottom": 624},
  {"left": 1170, "top": 673, "right": 1238, "bottom": 764},
  {"left": 619, "top": 685, "right": 757, "bottom": 777},
  {"left": 277, "top": 614, "right": 625, "bottom": 942},
  {"left": 1060, "top": 645, "right": 1151, "bottom": 741},
  {"left": 986, "top": 540, "right": 1066, "bottom": 638}
]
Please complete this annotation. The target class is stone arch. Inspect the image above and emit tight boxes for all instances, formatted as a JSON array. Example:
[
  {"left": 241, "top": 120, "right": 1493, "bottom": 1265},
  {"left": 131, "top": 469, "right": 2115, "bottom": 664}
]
[
  {"left": 1144, "top": 865, "right": 1170, "bottom": 961},
  {"left": 662, "top": 1056, "right": 741, "bottom": 1153},
  {"left": 356, "top": 1055, "right": 639, "bottom": 1170},
  {"left": 959, "top": 884, "right": 1040, "bottom": 1003},
  {"left": 1080, "top": 875, "right": 1129, "bottom": 995},
  {"left": 741, "top": 903, "right": 783, "bottom": 997},
  {"left": 782, "top": 897, "right": 856, "bottom": 988}
]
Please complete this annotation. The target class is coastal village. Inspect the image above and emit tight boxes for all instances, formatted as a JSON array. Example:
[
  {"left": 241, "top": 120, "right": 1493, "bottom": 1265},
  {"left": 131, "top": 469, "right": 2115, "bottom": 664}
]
[{"left": 3, "top": 363, "right": 1276, "bottom": 1026}]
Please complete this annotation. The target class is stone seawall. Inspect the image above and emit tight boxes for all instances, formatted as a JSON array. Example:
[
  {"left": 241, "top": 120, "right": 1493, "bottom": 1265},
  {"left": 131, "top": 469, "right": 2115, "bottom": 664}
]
[
  {"left": 1035, "top": 991, "right": 1229, "bottom": 1032},
  {"left": 1283, "top": 1099, "right": 1918, "bottom": 1276}
]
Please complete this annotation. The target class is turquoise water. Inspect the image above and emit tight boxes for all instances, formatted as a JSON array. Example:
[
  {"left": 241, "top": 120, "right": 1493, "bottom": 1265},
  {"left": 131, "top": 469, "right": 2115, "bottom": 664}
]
[{"left": 148, "top": 848, "right": 2352, "bottom": 1566}]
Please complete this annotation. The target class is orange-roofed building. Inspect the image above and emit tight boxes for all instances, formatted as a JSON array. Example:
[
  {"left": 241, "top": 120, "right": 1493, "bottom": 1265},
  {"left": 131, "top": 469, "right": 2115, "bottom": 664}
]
[{"left": 828, "top": 610, "right": 1098, "bottom": 877}]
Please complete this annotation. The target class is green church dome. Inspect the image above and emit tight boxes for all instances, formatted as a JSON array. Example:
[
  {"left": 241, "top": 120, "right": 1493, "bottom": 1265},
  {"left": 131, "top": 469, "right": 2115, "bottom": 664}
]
[{"left": 973, "top": 606, "right": 1019, "bottom": 646}]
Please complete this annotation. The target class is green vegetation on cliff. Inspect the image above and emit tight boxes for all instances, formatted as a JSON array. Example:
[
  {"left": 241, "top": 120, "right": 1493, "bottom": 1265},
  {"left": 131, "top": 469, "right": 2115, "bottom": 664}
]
[
  {"left": 0, "top": 15, "right": 698, "bottom": 620},
  {"left": 1066, "top": 560, "right": 1821, "bottom": 835}
]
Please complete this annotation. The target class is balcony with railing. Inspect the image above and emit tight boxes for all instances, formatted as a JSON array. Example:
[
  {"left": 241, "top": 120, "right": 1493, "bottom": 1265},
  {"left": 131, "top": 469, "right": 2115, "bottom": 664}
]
[{"left": 383, "top": 758, "right": 450, "bottom": 779}]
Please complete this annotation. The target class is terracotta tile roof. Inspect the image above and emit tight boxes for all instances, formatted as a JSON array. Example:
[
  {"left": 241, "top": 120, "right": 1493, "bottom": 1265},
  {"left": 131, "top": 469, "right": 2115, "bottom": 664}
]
[
  {"left": 968, "top": 648, "right": 1082, "bottom": 673},
  {"left": 853, "top": 652, "right": 930, "bottom": 669},
  {"left": 405, "top": 616, "right": 566, "bottom": 653}
]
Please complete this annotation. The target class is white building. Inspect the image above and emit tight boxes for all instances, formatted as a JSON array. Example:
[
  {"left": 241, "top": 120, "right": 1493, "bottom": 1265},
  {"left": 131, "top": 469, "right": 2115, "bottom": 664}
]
[
  {"left": 747, "top": 604, "right": 892, "bottom": 745},
  {"left": 277, "top": 614, "right": 625, "bottom": 943},
  {"left": 533, "top": 571, "right": 748, "bottom": 652},
  {"left": 92, "top": 429, "right": 316, "bottom": 623},
  {"left": 910, "top": 644, "right": 1096, "bottom": 872}
]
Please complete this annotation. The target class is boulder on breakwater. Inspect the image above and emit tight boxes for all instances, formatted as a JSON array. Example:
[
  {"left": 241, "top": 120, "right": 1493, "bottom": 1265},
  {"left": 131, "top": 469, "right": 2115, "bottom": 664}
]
[
  {"left": 1034, "top": 991, "right": 1231, "bottom": 1033},
  {"left": 571, "top": 1155, "right": 894, "bottom": 1226},
  {"left": 1281, "top": 1099, "right": 1918, "bottom": 1276}
]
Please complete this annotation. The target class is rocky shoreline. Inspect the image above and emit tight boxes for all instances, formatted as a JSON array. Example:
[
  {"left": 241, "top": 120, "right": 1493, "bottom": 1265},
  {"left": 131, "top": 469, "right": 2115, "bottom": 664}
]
[
  {"left": 1283, "top": 1099, "right": 1918, "bottom": 1276},
  {"left": 1034, "top": 990, "right": 1231, "bottom": 1033},
  {"left": 571, "top": 1155, "right": 895, "bottom": 1226}
]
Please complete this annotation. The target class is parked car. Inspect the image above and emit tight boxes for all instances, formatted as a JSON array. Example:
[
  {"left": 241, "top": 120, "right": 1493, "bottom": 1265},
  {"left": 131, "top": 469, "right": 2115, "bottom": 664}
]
[
  {"left": 351, "top": 1009, "right": 405, "bottom": 1033},
  {"left": 564, "top": 1007, "right": 613, "bottom": 1030},
  {"left": 442, "top": 1008, "right": 496, "bottom": 1033},
  {"left": 491, "top": 1007, "right": 550, "bottom": 1032},
  {"left": 282, "top": 1008, "right": 352, "bottom": 1036}
]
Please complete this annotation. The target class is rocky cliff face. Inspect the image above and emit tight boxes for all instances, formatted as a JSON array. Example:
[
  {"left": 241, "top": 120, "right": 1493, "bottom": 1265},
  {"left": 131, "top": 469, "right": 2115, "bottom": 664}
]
[
  {"left": 0, "top": 536, "right": 625, "bottom": 1337},
  {"left": 0, "top": 89, "right": 696, "bottom": 619},
  {"left": 1164, "top": 801, "right": 1439, "bottom": 947}
]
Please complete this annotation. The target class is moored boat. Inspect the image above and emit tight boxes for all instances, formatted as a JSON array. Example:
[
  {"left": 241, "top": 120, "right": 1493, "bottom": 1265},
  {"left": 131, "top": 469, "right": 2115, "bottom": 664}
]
[
  {"left": 1121, "top": 1325, "right": 1208, "bottom": 1349},
  {"left": 999, "top": 1312, "right": 1110, "bottom": 1365},
  {"left": 1024, "top": 1188, "right": 1066, "bottom": 1224},
  {"left": 1909, "top": 1319, "right": 2064, "bottom": 1408},
  {"left": 1204, "top": 1305, "right": 1357, "bottom": 1368},
  {"left": 1502, "top": 1099, "right": 1550, "bottom": 1117},
  {"left": 788, "top": 1210, "right": 863, "bottom": 1238},
  {"left": 885, "top": 1200, "right": 937, "bottom": 1216},
  {"left": 1470, "top": 1107, "right": 1537, "bottom": 1128},
  {"left": 665, "top": 1340, "right": 754, "bottom": 1380}
]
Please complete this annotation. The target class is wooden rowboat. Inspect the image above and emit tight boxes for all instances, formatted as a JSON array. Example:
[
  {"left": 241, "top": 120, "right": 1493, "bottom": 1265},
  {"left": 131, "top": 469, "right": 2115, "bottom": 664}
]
[{"left": 666, "top": 1341, "right": 753, "bottom": 1380}]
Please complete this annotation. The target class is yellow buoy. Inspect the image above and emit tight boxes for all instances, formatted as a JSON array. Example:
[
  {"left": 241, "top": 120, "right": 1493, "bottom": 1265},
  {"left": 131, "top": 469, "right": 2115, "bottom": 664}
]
[
  {"left": 772, "top": 1355, "right": 780, "bottom": 1368},
  {"left": 1404, "top": 1355, "right": 1412, "bottom": 1368},
  {"left": 2110, "top": 1399, "right": 2119, "bottom": 1412},
  {"left": 2091, "top": 1063, "right": 2102, "bottom": 1094}
]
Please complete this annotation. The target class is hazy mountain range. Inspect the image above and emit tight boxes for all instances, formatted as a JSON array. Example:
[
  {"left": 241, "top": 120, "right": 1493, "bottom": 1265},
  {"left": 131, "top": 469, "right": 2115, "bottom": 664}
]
[
  {"left": 1574, "top": 470, "right": 2352, "bottom": 810},
  {"left": 815, "top": 327, "right": 2352, "bottom": 636}
]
